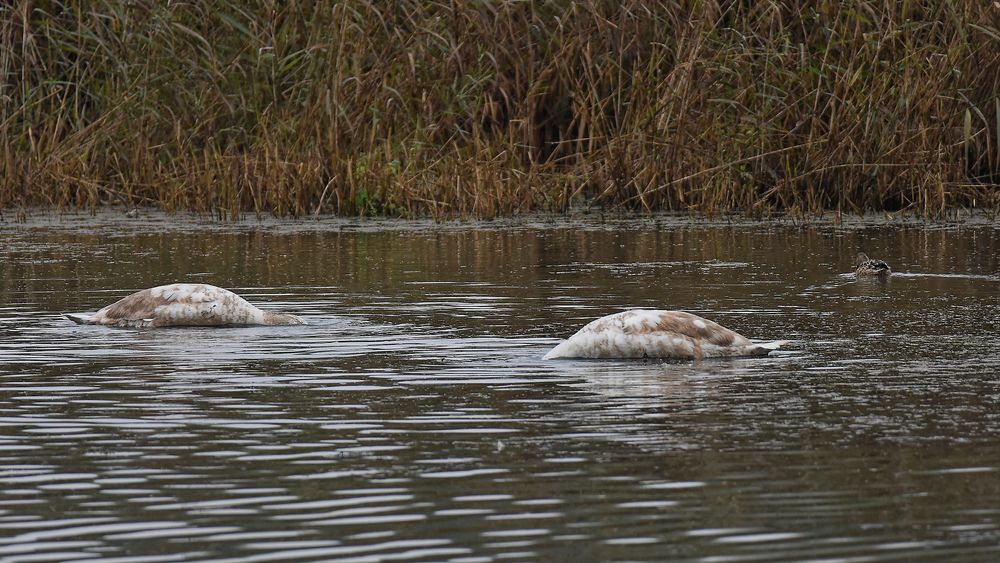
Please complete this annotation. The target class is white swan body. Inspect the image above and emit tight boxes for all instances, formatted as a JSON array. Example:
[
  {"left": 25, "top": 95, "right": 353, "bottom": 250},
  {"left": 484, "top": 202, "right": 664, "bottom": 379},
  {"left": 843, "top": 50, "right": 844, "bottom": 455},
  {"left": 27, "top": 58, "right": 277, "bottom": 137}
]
[
  {"left": 543, "top": 310, "right": 786, "bottom": 360},
  {"left": 64, "top": 283, "right": 305, "bottom": 328}
]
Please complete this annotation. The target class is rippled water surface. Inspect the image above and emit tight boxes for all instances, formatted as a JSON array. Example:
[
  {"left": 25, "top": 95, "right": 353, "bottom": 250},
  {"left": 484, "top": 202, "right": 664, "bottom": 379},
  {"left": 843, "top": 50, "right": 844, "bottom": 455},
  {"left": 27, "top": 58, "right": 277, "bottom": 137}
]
[{"left": 1, "top": 213, "right": 999, "bottom": 561}]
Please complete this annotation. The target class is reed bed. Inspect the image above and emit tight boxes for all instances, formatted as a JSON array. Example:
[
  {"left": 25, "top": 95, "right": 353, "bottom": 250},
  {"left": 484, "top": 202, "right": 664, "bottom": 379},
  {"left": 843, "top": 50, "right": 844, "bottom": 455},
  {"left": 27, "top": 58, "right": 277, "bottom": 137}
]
[{"left": 2, "top": 1, "right": 998, "bottom": 218}]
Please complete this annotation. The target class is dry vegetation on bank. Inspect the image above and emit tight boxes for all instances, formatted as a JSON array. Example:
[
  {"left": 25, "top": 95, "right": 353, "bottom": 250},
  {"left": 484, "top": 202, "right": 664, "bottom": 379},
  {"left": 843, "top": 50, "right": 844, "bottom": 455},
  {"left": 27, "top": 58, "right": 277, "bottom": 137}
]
[{"left": 2, "top": 1, "right": 999, "bottom": 219}]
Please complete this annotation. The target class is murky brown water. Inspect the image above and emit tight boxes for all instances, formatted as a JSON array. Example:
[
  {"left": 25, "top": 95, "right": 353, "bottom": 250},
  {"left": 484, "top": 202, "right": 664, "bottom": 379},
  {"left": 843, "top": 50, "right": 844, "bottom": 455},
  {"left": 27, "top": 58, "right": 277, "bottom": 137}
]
[{"left": 1, "top": 212, "right": 999, "bottom": 561}]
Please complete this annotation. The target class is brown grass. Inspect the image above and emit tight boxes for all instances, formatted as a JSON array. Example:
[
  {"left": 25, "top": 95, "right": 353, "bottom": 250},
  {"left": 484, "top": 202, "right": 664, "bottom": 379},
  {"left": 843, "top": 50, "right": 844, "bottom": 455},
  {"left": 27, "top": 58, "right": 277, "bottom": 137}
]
[{"left": 2, "top": 1, "right": 999, "bottom": 219}]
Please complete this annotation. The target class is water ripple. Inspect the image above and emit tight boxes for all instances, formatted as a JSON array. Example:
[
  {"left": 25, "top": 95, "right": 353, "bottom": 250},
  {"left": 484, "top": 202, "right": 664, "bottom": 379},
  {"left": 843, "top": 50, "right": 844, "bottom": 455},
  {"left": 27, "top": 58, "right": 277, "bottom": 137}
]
[{"left": 1, "top": 219, "right": 999, "bottom": 560}]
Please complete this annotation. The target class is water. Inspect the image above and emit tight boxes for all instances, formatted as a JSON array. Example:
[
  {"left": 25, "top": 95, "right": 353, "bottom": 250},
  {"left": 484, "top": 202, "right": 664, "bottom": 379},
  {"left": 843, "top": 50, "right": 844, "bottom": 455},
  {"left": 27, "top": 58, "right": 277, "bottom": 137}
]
[{"left": 1, "top": 212, "right": 999, "bottom": 561}]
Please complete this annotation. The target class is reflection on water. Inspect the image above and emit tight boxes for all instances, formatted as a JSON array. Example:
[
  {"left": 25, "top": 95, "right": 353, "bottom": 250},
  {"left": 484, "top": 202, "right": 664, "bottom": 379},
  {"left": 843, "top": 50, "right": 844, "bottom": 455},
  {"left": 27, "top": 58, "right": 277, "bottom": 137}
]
[{"left": 1, "top": 213, "right": 999, "bottom": 560}]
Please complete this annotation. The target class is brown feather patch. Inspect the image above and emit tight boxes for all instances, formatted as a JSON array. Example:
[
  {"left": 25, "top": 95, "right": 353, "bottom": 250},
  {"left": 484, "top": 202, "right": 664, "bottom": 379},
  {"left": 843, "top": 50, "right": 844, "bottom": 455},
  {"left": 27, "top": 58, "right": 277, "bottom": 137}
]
[
  {"left": 651, "top": 311, "right": 743, "bottom": 346},
  {"left": 99, "top": 289, "right": 163, "bottom": 321}
]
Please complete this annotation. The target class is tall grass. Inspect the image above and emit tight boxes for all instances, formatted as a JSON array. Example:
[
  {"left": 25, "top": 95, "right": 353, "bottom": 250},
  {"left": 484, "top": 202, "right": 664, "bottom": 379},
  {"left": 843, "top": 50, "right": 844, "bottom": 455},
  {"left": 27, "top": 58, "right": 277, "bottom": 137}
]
[{"left": 2, "top": 1, "right": 998, "bottom": 218}]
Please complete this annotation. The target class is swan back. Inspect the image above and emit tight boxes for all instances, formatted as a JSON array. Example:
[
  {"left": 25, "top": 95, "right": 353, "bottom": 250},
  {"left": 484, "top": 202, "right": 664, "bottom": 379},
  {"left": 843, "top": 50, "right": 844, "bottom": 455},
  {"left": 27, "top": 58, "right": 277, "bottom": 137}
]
[
  {"left": 65, "top": 284, "right": 304, "bottom": 327},
  {"left": 544, "top": 310, "right": 783, "bottom": 360}
]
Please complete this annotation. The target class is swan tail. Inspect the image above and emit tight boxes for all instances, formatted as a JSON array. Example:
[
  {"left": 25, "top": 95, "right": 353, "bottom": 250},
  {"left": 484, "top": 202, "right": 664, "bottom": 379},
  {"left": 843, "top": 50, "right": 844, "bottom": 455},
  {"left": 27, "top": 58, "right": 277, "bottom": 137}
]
[
  {"left": 542, "top": 340, "right": 575, "bottom": 360},
  {"left": 542, "top": 345, "right": 564, "bottom": 360},
  {"left": 63, "top": 313, "right": 94, "bottom": 324}
]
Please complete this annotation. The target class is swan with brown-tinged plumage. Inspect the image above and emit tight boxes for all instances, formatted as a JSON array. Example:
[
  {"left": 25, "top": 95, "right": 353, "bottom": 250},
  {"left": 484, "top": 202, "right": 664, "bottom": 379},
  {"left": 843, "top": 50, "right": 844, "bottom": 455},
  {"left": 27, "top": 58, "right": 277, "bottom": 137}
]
[
  {"left": 64, "top": 283, "right": 305, "bottom": 328},
  {"left": 543, "top": 310, "right": 786, "bottom": 360}
]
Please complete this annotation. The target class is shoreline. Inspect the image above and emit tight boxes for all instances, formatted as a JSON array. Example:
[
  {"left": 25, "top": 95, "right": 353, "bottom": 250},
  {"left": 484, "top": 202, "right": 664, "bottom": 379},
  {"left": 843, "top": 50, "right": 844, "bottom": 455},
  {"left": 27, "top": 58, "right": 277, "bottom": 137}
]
[{"left": 2, "top": 206, "right": 996, "bottom": 234}]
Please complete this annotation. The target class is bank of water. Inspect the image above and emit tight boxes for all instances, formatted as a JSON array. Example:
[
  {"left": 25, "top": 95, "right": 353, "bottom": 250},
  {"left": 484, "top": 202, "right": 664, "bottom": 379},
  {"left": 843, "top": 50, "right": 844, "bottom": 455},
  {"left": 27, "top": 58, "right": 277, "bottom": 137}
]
[{"left": 1, "top": 212, "right": 998, "bottom": 560}]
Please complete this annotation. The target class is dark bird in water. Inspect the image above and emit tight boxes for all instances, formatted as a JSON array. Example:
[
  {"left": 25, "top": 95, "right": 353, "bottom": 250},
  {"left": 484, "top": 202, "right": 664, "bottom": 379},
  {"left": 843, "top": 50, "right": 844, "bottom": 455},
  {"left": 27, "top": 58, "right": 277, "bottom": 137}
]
[{"left": 854, "top": 252, "right": 891, "bottom": 277}]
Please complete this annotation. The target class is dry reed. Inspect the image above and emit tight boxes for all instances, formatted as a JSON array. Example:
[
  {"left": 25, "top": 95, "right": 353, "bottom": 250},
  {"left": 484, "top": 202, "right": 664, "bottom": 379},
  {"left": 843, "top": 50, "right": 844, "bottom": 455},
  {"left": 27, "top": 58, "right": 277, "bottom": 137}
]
[{"left": 2, "top": 1, "right": 999, "bottom": 218}]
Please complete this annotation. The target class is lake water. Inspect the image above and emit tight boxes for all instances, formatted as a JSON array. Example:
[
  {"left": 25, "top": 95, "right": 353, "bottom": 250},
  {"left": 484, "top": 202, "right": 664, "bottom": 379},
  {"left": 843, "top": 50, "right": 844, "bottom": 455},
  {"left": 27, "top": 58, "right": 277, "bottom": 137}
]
[{"left": 1, "top": 212, "right": 999, "bottom": 561}]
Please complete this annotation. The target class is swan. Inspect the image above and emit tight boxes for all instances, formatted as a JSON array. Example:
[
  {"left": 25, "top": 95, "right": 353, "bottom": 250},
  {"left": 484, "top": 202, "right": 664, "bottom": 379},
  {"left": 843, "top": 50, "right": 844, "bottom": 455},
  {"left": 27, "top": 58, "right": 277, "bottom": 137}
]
[
  {"left": 854, "top": 252, "right": 890, "bottom": 277},
  {"left": 543, "top": 310, "right": 786, "bottom": 360},
  {"left": 64, "top": 283, "right": 305, "bottom": 328}
]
